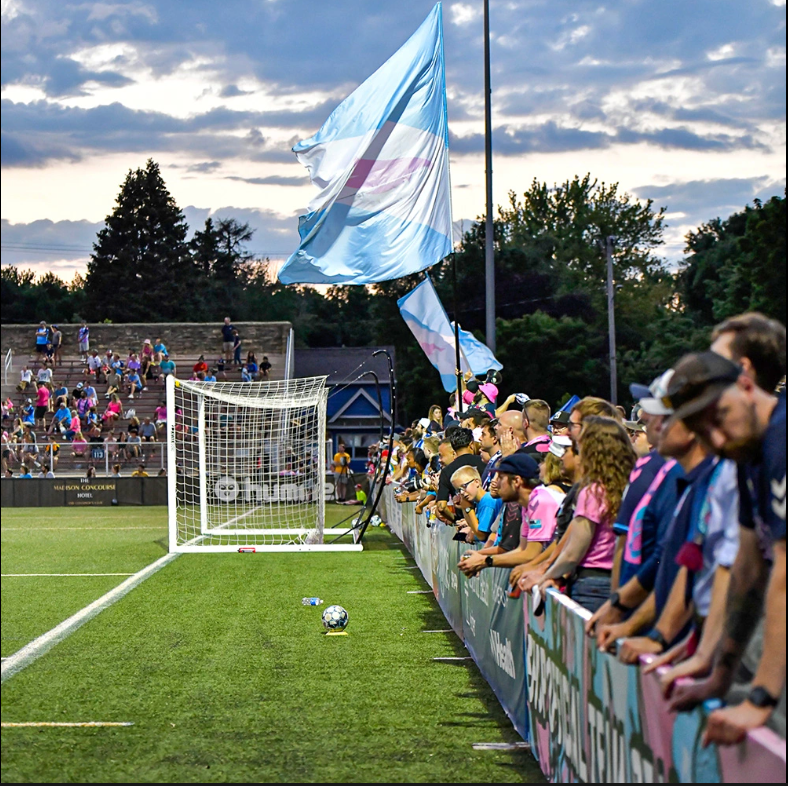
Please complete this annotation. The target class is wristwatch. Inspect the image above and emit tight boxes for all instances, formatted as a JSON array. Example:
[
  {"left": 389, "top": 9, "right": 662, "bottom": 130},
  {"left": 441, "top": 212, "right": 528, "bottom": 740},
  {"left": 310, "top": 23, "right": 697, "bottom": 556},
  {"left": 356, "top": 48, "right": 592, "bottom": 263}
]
[
  {"left": 647, "top": 628, "right": 668, "bottom": 652},
  {"left": 609, "top": 591, "right": 631, "bottom": 613},
  {"left": 748, "top": 686, "right": 779, "bottom": 709},
  {"left": 485, "top": 555, "right": 494, "bottom": 568}
]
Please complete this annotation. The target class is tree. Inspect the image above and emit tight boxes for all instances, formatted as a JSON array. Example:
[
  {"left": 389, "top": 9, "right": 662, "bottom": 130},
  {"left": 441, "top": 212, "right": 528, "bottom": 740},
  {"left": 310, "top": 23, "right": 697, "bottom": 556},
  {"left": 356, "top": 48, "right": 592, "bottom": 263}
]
[{"left": 84, "top": 159, "right": 203, "bottom": 322}]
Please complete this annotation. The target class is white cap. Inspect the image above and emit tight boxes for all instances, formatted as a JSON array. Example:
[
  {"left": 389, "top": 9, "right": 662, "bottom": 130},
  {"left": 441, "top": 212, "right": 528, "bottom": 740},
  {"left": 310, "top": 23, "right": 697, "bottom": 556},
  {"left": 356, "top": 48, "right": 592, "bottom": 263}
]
[
  {"left": 638, "top": 370, "right": 675, "bottom": 416},
  {"left": 549, "top": 435, "right": 573, "bottom": 458},
  {"left": 418, "top": 417, "right": 431, "bottom": 429}
]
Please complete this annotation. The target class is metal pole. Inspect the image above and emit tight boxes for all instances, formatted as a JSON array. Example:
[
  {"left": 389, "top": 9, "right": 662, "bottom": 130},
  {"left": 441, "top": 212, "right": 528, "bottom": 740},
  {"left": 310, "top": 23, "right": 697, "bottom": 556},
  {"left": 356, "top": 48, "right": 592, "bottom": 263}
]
[
  {"left": 605, "top": 236, "right": 618, "bottom": 404},
  {"left": 453, "top": 254, "right": 464, "bottom": 414},
  {"left": 483, "top": 0, "right": 496, "bottom": 353}
]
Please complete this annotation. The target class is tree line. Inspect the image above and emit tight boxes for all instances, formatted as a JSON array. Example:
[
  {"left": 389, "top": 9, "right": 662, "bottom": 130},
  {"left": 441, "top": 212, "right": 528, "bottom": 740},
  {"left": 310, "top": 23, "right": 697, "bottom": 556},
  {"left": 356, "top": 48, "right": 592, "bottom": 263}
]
[{"left": 2, "top": 159, "right": 785, "bottom": 422}]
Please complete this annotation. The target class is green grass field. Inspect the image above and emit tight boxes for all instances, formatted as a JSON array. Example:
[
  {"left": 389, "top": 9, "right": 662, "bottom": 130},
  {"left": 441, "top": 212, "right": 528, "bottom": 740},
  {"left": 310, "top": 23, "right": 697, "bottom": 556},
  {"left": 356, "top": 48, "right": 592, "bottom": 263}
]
[{"left": 1, "top": 505, "right": 545, "bottom": 783}]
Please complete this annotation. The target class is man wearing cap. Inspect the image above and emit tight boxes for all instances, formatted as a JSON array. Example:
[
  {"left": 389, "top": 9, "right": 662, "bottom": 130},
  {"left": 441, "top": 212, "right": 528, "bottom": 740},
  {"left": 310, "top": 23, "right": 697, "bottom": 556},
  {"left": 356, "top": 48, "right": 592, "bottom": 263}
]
[
  {"left": 550, "top": 409, "right": 571, "bottom": 435},
  {"left": 664, "top": 349, "right": 786, "bottom": 744},
  {"left": 35, "top": 321, "right": 49, "bottom": 355},
  {"left": 458, "top": 453, "right": 543, "bottom": 577}
]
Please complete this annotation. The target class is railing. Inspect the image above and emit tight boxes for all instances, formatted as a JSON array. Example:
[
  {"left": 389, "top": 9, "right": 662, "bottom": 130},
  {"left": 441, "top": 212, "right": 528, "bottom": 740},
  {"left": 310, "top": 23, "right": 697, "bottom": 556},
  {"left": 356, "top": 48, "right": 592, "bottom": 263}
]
[
  {"left": 9, "top": 440, "right": 166, "bottom": 477},
  {"left": 4, "top": 348, "right": 12, "bottom": 386}
]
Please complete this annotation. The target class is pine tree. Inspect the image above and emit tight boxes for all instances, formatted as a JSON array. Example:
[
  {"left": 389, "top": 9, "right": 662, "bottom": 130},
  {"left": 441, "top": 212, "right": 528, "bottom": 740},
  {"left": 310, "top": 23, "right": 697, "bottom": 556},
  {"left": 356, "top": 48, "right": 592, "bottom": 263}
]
[{"left": 84, "top": 159, "right": 202, "bottom": 321}]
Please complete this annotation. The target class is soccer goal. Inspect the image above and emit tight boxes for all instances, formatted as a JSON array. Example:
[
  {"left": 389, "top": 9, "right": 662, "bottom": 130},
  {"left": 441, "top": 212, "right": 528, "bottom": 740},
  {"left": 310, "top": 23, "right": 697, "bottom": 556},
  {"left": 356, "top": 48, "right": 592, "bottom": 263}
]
[{"left": 167, "top": 375, "right": 362, "bottom": 552}]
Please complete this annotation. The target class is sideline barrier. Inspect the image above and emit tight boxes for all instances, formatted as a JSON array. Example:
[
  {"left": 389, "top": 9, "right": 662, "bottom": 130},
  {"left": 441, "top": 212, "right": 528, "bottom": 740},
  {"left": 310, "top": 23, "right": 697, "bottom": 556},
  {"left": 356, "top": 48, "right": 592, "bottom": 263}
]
[
  {"left": 382, "top": 487, "right": 529, "bottom": 740},
  {"left": 382, "top": 487, "right": 787, "bottom": 783}
]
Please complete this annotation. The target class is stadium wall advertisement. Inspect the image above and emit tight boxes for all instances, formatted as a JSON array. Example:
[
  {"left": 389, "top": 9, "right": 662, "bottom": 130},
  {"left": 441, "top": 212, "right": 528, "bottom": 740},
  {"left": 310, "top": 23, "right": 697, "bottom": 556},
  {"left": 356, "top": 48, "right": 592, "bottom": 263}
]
[{"left": 381, "top": 487, "right": 787, "bottom": 784}]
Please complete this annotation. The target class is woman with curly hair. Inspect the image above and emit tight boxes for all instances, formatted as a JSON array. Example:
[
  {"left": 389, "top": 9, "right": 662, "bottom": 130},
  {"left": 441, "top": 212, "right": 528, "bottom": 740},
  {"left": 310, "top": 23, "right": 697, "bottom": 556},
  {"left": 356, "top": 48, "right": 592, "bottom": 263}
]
[{"left": 537, "top": 415, "right": 637, "bottom": 612}]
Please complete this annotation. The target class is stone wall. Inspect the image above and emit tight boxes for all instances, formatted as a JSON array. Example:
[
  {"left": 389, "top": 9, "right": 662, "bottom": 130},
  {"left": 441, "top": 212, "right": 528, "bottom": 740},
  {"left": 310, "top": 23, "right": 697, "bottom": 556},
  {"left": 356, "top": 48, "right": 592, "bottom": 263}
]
[{"left": 1, "top": 322, "right": 292, "bottom": 359}]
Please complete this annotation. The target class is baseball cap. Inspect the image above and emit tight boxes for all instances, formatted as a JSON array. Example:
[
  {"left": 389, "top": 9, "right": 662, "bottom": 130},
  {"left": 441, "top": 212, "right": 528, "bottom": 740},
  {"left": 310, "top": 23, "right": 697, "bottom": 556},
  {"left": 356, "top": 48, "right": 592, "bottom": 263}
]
[
  {"left": 665, "top": 351, "right": 742, "bottom": 421},
  {"left": 417, "top": 417, "right": 431, "bottom": 429},
  {"left": 479, "top": 383, "right": 499, "bottom": 403},
  {"left": 624, "top": 420, "right": 646, "bottom": 433},
  {"left": 549, "top": 435, "right": 573, "bottom": 458},
  {"left": 495, "top": 453, "right": 540, "bottom": 480},
  {"left": 550, "top": 410, "right": 572, "bottom": 427},
  {"left": 76, "top": 382, "right": 83, "bottom": 389},
  {"left": 630, "top": 370, "right": 675, "bottom": 416},
  {"left": 515, "top": 393, "right": 531, "bottom": 405}
]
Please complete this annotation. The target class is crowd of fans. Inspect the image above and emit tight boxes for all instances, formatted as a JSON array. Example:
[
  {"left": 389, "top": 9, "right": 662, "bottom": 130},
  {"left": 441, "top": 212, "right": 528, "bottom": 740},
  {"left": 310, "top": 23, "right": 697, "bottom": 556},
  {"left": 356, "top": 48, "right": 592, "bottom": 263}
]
[
  {"left": 1, "top": 317, "right": 273, "bottom": 478},
  {"left": 387, "top": 311, "right": 786, "bottom": 747}
]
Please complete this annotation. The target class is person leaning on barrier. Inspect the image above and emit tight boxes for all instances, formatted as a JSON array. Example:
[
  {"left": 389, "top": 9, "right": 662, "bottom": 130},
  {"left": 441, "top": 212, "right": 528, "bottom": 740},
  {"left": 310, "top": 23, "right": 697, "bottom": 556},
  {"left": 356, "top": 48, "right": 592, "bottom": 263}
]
[
  {"left": 663, "top": 348, "right": 786, "bottom": 744},
  {"left": 450, "top": 465, "right": 503, "bottom": 547}
]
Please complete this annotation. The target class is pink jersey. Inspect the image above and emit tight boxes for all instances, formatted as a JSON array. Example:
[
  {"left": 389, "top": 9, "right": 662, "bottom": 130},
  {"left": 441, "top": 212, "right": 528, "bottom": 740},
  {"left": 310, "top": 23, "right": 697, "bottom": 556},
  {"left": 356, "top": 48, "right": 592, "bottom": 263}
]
[
  {"left": 575, "top": 483, "right": 617, "bottom": 570},
  {"left": 521, "top": 485, "right": 565, "bottom": 543},
  {"left": 35, "top": 386, "right": 50, "bottom": 407}
]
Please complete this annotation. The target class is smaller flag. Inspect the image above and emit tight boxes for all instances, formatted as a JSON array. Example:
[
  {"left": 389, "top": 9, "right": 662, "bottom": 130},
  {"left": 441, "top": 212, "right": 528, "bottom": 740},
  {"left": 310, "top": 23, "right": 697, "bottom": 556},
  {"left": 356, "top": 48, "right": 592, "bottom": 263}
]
[{"left": 398, "top": 278, "right": 502, "bottom": 392}]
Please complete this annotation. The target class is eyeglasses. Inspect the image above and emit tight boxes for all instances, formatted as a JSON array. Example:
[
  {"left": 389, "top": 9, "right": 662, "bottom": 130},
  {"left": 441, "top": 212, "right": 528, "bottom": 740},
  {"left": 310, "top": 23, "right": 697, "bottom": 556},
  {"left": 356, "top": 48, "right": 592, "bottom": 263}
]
[{"left": 459, "top": 480, "right": 478, "bottom": 490}]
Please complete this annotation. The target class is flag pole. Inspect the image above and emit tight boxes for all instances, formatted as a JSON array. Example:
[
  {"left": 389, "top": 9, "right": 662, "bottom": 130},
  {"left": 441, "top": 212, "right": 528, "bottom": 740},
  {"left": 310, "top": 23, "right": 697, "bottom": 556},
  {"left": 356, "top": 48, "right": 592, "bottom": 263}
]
[
  {"left": 483, "top": 0, "right": 496, "bottom": 353},
  {"left": 452, "top": 253, "right": 464, "bottom": 414}
]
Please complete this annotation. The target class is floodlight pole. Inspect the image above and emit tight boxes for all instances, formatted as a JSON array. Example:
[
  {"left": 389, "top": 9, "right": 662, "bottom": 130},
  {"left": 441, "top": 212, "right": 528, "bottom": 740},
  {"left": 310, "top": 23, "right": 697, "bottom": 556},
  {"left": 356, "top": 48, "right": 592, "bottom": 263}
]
[
  {"left": 605, "top": 235, "right": 618, "bottom": 405},
  {"left": 483, "top": 0, "right": 496, "bottom": 354}
]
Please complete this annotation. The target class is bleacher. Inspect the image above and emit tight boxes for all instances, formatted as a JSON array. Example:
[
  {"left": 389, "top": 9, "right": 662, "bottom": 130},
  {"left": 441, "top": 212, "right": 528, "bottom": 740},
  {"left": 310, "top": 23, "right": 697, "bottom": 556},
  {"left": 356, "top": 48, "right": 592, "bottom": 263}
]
[{"left": 2, "top": 350, "right": 285, "bottom": 477}]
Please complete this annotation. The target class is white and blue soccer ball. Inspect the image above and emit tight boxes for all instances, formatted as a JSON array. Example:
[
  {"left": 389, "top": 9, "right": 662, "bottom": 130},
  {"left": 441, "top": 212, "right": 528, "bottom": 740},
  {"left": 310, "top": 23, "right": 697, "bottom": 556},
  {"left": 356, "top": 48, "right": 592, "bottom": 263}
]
[
  {"left": 322, "top": 604, "right": 349, "bottom": 631},
  {"left": 370, "top": 514, "right": 382, "bottom": 527}
]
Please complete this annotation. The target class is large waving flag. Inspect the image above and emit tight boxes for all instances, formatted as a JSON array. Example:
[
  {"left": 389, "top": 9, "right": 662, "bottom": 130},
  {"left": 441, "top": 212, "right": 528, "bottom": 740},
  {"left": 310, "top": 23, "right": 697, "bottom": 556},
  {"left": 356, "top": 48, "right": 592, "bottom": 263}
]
[
  {"left": 278, "top": 4, "right": 452, "bottom": 285},
  {"left": 398, "top": 278, "right": 502, "bottom": 392}
]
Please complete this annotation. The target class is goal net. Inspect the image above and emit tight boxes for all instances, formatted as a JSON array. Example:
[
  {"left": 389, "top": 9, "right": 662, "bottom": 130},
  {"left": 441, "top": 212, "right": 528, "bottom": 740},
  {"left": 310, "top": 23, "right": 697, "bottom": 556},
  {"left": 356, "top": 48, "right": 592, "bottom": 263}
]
[{"left": 167, "top": 375, "right": 361, "bottom": 552}]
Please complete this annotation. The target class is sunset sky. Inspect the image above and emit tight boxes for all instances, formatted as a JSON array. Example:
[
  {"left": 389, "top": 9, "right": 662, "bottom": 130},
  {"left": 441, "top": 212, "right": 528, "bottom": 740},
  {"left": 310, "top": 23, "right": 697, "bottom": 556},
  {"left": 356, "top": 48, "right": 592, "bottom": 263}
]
[{"left": 2, "top": 0, "right": 785, "bottom": 280}]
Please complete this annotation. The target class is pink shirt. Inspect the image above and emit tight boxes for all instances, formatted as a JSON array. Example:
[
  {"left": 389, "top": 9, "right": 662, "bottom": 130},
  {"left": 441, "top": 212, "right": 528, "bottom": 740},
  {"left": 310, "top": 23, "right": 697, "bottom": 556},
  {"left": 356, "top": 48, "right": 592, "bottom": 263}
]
[
  {"left": 524, "top": 435, "right": 551, "bottom": 455},
  {"left": 521, "top": 485, "right": 565, "bottom": 543},
  {"left": 575, "top": 484, "right": 617, "bottom": 570},
  {"left": 106, "top": 400, "right": 121, "bottom": 415},
  {"left": 35, "top": 387, "right": 50, "bottom": 407},
  {"left": 155, "top": 406, "right": 167, "bottom": 422}
]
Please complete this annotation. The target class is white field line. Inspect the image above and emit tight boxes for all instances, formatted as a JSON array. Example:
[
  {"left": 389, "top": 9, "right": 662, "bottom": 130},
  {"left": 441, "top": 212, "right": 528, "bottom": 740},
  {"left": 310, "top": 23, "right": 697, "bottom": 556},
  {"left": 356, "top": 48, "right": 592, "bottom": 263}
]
[
  {"left": 1, "top": 721, "right": 134, "bottom": 728},
  {"left": 407, "top": 590, "right": 433, "bottom": 594},
  {"left": 472, "top": 742, "right": 531, "bottom": 751},
  {"left": 1, "top": 552, "right": 178, "bottom": 685},
  {"left": 2, "top": 574, "right": 135, "bottom": 578},
  {"left": 1, "top": 527, "right": 165, "bottom": 531}
]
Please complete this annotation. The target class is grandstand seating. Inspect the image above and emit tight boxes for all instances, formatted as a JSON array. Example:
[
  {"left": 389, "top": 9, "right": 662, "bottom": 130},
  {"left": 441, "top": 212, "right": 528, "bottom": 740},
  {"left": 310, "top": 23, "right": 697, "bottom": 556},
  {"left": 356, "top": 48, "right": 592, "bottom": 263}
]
[{"left": 2, "top": 350, "right": 285, "bottom": 477}]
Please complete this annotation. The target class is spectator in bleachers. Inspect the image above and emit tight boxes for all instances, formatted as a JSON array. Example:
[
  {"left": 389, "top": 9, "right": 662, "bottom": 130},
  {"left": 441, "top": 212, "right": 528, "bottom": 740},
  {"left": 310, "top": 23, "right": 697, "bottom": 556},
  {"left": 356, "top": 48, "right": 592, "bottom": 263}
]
[
  {"left": 204, "top": 368, "right": 217, "bottom": 383},
  {"left": 21, "top": 426, "right": 38, "bottom": 470},
  {"left": 50, "top": 324, "right": 63, "bottom": 365},
  {"left": 102, "top": 393, "right": 122, "bottom": 425},
  {"left": 221, "top": 317, "right": 236, "bottom": 363},
  {"left": 22, "top": 399, "right": 35, "bottom": 427},
  {"left": 232, "top": 329, "right": 242, "bottom": 366},
  {"left": 154, "top": 338, "right": 168, "bottom": 357},
  {"left": 35, "top": 321, "right": 49, "bottom": 355},
  {"left": 159, "top": 355, "right": 176, "bottom": 380},
  {"left": 86, "top": 350, "right": 104, "bottom": 382},
  {"left": 85, "top": 465, "right": 97, "bottom": 478},
  {"left": 140, "top": 339, "right": 154, "bottom": 379},
  {"left": 105, "top": 367, "right": 121, "bottom": 399},
  {"left": 52, "top": 381, "right": 68, "bottom": 408},
  {"left": 36, "top": 364, "right": 53, "bottom": 389},
  {"left": 85, "top": 420, "right": 103, "bottom": 444},
  {"left": 110, "top": 353, "right": 124, "bottom": 373},
  {"left": 260, "top": 356, "right": 272, "bottom": 380},
  {"left": 18, "top": 467, "right": 33, "bottom": 479},
  {"left": 77, "top": 321, "right": 90, "bottom": 362},
  {"left": 17, "top": 365, "right": 33, "bottom": 392},
  {"left": 193, "top": 355, "right": 209, "bottom": 375},
  {"left": 127, "top": 368, "right": 143, "bottom": 399},
  {"left": 40, "top": 434, "right": 59, "bottom": 473},
  {"left": 241, "top": 364, "right": 253, "bottom": 383},
  {"left": 49, "top": 401, "right": 72, "bottom": 435},
  {"left": 246, "top": 352, "right": 259, "bottom": 379},
  {"left": 34, "top": 382, "right": 50, "bottom": 428},
  {"left": 132, "top": 463, "right": 149, "bottom": 477},
  {"left": 76, "top": 388, "right": 90, "bottom": 422},
  {"left": 71, "top": 432, "right": 88, "bottom": 457},
  {"left": 139, "top": 417, "right": 157, "bottom": 442},
  {"left": 64, "top": 409, "right": 81, "bottom": 441},
  {"left": 126, "top": 429, "right": 143, "bottom": 460},
  {"left": 111, "top": 463, "right": 122, "bottom": 478},
  {"left": 154, "top": 401, "right": 168, "bottom": 434}
]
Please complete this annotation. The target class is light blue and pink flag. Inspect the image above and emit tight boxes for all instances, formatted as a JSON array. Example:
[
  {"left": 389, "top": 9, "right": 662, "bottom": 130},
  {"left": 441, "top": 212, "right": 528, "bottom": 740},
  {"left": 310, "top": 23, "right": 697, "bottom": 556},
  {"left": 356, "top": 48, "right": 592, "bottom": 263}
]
[
  {"left": 277, "top": 4, "right": 452, "bottom": 285},
  {"left": 398, "top": 278, "right": 502, "bottom": 392}
]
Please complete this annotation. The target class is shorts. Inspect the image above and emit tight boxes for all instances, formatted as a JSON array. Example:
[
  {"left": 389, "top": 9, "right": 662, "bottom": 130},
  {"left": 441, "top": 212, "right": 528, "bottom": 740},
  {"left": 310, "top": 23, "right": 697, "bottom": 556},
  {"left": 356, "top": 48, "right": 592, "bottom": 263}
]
[
  {"left": 222, "top": 341, "right": 234, "bottom": 353},
  {"left": 35, "top": 343, "right": 47, "bottom": 353},
  {"left": 78, "top": 341, "right": 89, "bottom": 353},
  {"left": 34, "top": 405, "right": 48, "bottom": 419}
]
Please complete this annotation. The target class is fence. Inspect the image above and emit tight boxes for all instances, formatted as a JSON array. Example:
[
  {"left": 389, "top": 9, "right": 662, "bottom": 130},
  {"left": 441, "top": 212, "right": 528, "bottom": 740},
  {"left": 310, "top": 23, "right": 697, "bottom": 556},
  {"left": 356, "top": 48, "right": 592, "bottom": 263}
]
[
  {"left": 381, "top": 486, "right": 787, "bottom": 783},
  {"left": 7, "top": 440, "right": 166, "bottom": 477}
]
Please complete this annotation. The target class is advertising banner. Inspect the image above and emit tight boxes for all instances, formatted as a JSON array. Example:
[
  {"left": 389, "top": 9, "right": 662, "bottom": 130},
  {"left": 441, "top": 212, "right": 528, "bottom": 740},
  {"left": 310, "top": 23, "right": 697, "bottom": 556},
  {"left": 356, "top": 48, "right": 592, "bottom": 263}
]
[
  {"left": 430, "top": 522, "right": 464, "bottom": 637},
  {"left": 525, "top": 589, "right": 787, "bottom": 783}
]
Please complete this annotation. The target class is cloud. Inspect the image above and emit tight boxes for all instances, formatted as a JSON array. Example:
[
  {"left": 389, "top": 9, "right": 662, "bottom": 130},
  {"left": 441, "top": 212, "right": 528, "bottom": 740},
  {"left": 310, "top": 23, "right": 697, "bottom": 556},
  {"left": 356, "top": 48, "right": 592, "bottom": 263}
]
[{"left": 225, "top": 174, "right": 308, "bottom": 187}]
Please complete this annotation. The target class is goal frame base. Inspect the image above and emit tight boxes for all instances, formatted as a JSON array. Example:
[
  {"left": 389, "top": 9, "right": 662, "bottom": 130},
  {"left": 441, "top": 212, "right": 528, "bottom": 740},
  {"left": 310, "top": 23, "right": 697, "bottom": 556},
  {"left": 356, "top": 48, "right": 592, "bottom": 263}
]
[{"left": 171, "top": 544, "right": 363, "bottom": 553}]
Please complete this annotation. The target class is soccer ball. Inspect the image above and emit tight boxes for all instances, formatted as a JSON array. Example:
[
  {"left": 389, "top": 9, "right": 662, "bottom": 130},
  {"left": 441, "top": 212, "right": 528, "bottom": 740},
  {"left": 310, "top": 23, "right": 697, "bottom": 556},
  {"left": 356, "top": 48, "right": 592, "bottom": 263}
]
[
  {"left": 370, "top": 514, "right": 382, "bottom": 527},
  {"left": 322, "top": 605, "right": 349, "bottom": 631}
]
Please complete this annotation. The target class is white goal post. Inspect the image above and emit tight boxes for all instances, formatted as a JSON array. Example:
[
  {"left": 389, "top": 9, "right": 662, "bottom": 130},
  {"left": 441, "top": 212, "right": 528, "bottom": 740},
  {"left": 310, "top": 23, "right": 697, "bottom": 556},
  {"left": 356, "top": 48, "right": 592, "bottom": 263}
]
[{"left": 167, "top": 375, "right": 361, "bottom": 552}]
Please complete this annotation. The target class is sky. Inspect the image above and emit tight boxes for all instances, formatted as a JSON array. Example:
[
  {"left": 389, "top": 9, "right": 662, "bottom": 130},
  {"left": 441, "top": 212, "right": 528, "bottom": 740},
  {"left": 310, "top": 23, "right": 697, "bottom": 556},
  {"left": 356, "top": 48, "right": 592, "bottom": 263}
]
[{"left": 1, "top": 0, "right": 785, "bottom": 281}]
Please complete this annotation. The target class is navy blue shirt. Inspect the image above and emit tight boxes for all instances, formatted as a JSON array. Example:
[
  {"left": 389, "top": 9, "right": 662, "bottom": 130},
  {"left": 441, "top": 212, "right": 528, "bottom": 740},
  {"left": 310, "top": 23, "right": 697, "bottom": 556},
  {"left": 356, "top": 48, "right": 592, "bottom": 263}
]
[
  {"left": 653, "top": 455, "right": 716, "bottom": 619},
  {"left": 619, "top": 461, "right": 685, "bottom": 589},
  {"left": 738, "top": 393, "right": 786, "bottom": 551},
  {"left": 613, "top": 452, "right": 667, "bottom": 540}
]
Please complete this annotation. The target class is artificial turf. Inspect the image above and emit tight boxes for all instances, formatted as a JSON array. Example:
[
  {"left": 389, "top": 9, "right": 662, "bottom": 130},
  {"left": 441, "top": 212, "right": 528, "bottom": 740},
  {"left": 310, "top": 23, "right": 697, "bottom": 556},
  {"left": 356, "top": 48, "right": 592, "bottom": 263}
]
[{"left": 1, "top": 505, "right": 545, "bottom": 783}]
